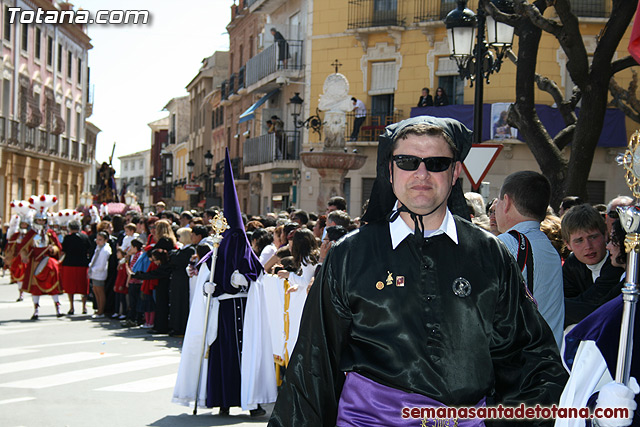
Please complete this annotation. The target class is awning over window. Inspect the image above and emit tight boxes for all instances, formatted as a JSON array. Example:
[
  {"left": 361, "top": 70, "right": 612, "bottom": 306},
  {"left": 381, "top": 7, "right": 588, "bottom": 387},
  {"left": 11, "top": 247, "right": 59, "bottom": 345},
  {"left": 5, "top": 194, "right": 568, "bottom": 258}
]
[{"left": 238, "top": 89, "right": 279, "bottom": 124}]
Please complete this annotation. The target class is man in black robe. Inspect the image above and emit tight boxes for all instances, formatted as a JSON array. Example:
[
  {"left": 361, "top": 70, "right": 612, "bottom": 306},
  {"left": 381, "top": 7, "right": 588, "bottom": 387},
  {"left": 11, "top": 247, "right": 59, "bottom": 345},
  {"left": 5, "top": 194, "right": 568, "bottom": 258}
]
[{"left": 269, "top": 116, "right": 567, "bottom": 426}]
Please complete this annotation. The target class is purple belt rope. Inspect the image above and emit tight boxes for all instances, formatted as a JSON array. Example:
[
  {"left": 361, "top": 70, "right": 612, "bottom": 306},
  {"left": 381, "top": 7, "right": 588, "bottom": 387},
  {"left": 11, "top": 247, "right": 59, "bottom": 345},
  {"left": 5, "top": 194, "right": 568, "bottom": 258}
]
[{"left": 336, "top": 372, "right": 486, "bottom": 427}]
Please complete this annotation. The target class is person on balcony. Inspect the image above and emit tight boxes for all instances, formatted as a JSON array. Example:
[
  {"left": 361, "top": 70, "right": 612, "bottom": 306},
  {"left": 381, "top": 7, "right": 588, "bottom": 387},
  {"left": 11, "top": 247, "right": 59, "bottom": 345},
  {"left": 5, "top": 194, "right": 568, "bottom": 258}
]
[
  {"left": 350, "top": 97, "right": 366, "bottom": 141},
  {"left": 271, "top": 115, "right": 285, "bottom": 160},
  {"left": 417, "top": 87, "right": 434, "bottom": 107},
  {"left": 271, "top": 28, "right": 289, "bottom": 69}
]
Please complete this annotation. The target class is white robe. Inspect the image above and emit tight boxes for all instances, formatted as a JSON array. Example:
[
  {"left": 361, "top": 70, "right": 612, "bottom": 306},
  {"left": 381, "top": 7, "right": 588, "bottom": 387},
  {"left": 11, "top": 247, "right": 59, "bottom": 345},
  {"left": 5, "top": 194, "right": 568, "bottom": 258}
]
[
  {"left": 172, "top": 265, "right": 277, "bottom": 410},
  {"left": 241, "top": 272, "right": 278, "bottom": 409},
  {"left": 555, "top": 340, "right": 612, "bottom": 427},
  {"left": 172, "top": 263, "right": 218, "bottom": 407}
]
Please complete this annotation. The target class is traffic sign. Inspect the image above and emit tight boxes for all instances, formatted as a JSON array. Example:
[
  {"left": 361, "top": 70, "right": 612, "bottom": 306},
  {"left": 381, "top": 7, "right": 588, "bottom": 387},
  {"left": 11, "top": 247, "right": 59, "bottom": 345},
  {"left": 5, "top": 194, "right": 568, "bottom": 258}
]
[{"left": 461, "top": 144, "right": 503, "bottom": 190}]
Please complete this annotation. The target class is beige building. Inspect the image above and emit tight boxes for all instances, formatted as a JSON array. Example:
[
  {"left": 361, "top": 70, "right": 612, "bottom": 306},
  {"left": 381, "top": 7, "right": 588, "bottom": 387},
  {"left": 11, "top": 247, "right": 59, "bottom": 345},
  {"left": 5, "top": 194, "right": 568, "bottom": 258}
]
[
  {"left": 118, "top": 149, "right": 150, "bottom": 210},
  {"left": 222, "top": 0, "right": 309, "bottom": 214},
  {"left": 294, "top": 0, "right": 636, "bottom": 216},
  {"left": 186, "top": 51, "right": 229, "bottom": 209},
  {"left": 161, "top": 96, "right": 189, "bottom": 211},
  {"left": 0, "top": 0, "right": 94, "bottom": 217}
]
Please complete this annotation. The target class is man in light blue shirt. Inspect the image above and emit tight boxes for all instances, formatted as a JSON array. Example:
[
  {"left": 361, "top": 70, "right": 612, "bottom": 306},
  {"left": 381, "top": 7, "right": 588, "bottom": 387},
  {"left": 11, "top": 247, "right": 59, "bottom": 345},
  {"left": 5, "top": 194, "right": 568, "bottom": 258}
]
[{"left": 494, "top": 171, "right": 565, "bottom": 348}]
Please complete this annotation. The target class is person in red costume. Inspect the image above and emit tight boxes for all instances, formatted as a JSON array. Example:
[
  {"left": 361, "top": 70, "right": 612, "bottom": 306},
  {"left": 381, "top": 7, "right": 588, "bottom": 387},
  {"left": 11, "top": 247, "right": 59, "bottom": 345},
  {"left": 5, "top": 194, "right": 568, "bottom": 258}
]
[
  {"left": 17, "top": 195, "right": 63, "bottom": 320},
  {"left": 4, "top": 201, "right": 34, "bottom": 301}
]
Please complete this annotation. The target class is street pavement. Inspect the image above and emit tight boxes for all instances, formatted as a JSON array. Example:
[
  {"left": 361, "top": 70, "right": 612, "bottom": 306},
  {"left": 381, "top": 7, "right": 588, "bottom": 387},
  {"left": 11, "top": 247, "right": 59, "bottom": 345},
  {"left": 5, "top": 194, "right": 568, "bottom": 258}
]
[{"left": 0, "top": 275, "right": 272, "bottom": 427}]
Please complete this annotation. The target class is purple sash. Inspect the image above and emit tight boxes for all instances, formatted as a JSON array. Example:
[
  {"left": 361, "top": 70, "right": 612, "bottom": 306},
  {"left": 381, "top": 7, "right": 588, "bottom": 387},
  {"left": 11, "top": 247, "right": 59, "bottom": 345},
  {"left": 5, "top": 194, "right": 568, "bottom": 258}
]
[{"left": 336, "top": 372, "right": 486, "bottom": 427}]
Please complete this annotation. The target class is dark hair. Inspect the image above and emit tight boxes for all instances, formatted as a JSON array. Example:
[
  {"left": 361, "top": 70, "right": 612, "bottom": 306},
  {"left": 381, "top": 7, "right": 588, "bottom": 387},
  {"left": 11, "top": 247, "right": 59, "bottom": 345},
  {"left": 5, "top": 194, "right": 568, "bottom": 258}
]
[
  {"left": 292, "top": 209, "right": 309, "bottom": 225},
  {"left": 111, "top": 214, "right": 124, "bottom": 234},
  {"left": 325, "top": 225, "right": 348, "bottom": 242},
  {"left": 422, "top": 87, "right": 429, "bottom": 93},
  {"left": 68, "top": 220, "right": 81, "bottom": 231},
  {"left": 274, "top": 256, "right": 296, "bottom": 273},
  {"left": 180, "top": 211, "right": 193, "bottom": 221},
  {"left": 130, "top": 239, "right": 143, "bottom": 250},
  {"left": 251, "top": 228, "right": 273, "bottom": 255},
  {"left": 204, "top": 208, "right": 217, "bottom": 218},
  {"left": 196, "top": 243, "right": 212, "bottom": 260},
  {"left": 391, "top": 123, "right": 458, "bottom": 161},
  {"left": 150, "top": 248, "right": 169, "bottom": 264},
  {"left": 610, "top": 219, "right": 626, "bottom": 266},
  {"left": 290, "top": 228, "right": 319, "bottom": 269},
  {"left": 327, "top": 210, "right": 350, "bottom": 228},
  {"left": 192, "top": 225, "right": 209, "bottom": 239},
  {"left": 327, "top": 196, "right": 347, "bottom": 211},
  {"left": 351, "top": 97, "right": 357, "bottom": 102},
  {"left": 283, "top": 222, "right": 299, "bottom": 240},
  {"left": 499, "top": 171, "right": 551, "bottom": 222},
  {"left": 316, "top": 214, "right": 327, "bottom": 228},
  {"left": 561, "top": 196, "right": 584, "bottom": 212},
  {"left": 561, "top": 204, "right": 607, "bottom": 242},
  {"left": 96, "top": 231, "right": 109, "bottom": 241}
]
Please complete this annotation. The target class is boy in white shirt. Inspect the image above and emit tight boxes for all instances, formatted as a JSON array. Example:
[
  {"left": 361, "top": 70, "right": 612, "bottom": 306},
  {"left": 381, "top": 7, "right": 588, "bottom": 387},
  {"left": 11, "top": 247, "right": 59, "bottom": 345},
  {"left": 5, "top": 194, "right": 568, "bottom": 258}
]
[{"left": 120, "top": 223, "right": 139, "bottom": 253}]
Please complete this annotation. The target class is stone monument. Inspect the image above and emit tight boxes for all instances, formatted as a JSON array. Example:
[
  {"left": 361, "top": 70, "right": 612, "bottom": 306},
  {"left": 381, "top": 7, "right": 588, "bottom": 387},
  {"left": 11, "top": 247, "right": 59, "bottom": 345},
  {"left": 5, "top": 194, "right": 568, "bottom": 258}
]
[{"left": 301, "top": 72, "right": 366, "bottom": 213}]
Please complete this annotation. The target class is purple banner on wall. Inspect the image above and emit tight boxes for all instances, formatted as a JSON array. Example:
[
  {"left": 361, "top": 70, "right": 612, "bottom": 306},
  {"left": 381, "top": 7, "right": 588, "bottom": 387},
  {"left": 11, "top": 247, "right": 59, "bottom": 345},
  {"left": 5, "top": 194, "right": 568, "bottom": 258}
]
[{"left": 411, "top": 104, "right": 628, "bottom": 147}]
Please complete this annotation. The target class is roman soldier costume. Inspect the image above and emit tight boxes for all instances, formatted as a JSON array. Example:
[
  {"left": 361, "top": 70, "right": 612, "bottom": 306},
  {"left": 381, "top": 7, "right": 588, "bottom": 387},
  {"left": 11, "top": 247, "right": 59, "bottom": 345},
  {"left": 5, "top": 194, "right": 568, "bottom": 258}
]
[
  {"left": 17, "top": 195, "right": 63, "bottom": 319},
  {"left": 5, "top": 201, "right": 34, "bottom": 301}
]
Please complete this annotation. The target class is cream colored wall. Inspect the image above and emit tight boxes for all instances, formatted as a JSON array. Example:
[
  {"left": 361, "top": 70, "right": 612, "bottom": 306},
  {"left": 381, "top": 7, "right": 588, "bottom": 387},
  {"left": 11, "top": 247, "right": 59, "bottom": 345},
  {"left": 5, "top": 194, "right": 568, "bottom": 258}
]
[{"left": 300, "top": 0, "right": 637, "bottom": 216}]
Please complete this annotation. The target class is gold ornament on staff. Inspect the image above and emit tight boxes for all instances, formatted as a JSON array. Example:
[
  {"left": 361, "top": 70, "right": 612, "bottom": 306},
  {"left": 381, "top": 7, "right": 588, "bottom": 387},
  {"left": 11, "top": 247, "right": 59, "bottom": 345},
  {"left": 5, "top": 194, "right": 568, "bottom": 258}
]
[
  {"left": 193, "top": 211, "right": 228, "bottom": 415},
  {"left": 614, "top": 130, "right": 640, "bottom": 386}
]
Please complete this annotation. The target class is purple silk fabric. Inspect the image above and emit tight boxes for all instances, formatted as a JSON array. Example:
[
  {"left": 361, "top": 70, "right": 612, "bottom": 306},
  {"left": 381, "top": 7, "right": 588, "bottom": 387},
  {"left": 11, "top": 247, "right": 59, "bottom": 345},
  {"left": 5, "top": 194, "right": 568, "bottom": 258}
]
[{"left": 336, "top": 372, "right": 486, "bottom": 426}]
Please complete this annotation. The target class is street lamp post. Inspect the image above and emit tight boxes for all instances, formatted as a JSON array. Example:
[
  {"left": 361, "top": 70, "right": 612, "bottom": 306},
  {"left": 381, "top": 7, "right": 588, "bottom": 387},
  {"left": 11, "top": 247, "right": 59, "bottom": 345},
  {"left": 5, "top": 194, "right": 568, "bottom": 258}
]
[
  {"left": 165, "top": 171, "right": 173, "bottom": 199},
  {"left": 187, "top": 159, "right": 195, "bottom": 183},
  {"left": 204, "top": 150, "right": 214, "bottom": 199},
  {"left": 445, "top": 0, "right": 514, "bottom": 144}
]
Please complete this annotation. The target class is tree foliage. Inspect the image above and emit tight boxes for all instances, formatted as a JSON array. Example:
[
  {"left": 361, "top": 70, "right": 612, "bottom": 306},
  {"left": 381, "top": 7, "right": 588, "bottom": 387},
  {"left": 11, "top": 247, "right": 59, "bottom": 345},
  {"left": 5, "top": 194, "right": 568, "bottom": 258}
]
[{"left": 484, "top": 0, "right": 638, "bottom": 208}]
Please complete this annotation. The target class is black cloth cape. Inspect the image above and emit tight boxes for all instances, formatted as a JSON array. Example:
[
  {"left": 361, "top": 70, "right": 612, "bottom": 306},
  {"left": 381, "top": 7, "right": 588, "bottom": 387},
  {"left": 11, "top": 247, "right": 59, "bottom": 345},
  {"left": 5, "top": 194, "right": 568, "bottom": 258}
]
[{"left": 269, "top": 217, "right": 567, "bottom": 426}]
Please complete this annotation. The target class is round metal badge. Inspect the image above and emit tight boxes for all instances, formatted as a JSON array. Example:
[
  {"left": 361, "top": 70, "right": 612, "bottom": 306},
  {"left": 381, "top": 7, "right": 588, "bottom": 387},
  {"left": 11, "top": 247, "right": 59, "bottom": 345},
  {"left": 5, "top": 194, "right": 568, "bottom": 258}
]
[{"left": 452, "top": 277, "right": 472, "bottom": 298}]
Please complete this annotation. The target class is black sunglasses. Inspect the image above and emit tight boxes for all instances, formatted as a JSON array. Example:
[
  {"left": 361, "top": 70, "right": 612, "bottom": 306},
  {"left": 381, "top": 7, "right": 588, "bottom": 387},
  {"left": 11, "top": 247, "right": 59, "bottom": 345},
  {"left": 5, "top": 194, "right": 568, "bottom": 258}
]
[{"left": 392, "top": 155, "right": 454, "bottom": 172}]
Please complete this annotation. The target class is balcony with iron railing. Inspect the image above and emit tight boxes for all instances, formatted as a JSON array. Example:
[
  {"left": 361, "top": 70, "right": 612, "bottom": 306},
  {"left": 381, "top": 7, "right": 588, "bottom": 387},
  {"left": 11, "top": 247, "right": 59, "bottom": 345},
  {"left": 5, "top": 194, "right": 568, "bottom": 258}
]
[
  {"left": 411, "top": 0, "right": 606, "bottom": 25},
  {"left": 245, "top": 40, "right": 304, "bottom": 89},
  {"left": 348, "top": 0, "right": 411, "bottom": 29},
  {"left": 237, "top": 65, "right": 246, "bottom": 93},
  {"left": 0, "top": 116, "right": 92, "bottom": 164},
  {"left": 243, "top": 131, "right": 301, "bottom": 171},
  {"left": 344, "top": 109, "right": 404, "bottom": 141}
]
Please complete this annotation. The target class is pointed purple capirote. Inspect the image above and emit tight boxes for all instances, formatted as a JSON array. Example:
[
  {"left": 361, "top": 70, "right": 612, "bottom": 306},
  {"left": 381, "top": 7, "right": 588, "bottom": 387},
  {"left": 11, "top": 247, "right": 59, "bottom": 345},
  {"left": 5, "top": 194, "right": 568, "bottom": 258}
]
[{"left": 205, "top": 148, "right": 262, "bottom": 294}]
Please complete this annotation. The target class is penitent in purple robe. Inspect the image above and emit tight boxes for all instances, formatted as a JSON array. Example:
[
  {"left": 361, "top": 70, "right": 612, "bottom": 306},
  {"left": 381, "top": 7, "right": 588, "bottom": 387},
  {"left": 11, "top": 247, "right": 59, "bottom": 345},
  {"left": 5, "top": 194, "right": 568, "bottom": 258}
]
[{"left": 204, "top": 148, "right": 262, "bottom": 409}]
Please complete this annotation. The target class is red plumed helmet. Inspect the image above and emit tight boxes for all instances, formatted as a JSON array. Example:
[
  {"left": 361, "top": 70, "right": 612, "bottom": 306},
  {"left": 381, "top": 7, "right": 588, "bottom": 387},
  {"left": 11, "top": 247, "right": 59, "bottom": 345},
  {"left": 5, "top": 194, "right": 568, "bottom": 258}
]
[
  {"left": 40, "top": 195, "right": 46, "bottom": 201},
  {"left": 28, "top": 197, "right": 34, "bottom": 204},
  {"left": 52, "top": 196, "right": 57, "bottom": 203}
]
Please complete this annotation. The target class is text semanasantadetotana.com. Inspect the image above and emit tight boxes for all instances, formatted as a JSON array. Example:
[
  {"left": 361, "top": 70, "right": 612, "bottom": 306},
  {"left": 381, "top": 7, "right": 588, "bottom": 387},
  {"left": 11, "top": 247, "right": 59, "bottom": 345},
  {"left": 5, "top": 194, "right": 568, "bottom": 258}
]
[{"left": 401, "top": 404, "right": 629, "bottom": 420}]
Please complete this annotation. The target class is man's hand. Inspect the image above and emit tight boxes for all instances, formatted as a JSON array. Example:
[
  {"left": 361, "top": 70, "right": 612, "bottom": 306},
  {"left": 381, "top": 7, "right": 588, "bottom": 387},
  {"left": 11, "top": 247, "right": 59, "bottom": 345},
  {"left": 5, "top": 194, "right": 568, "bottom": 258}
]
[{"left": 595, "top": 378, "right": 639, "bottom": 427}]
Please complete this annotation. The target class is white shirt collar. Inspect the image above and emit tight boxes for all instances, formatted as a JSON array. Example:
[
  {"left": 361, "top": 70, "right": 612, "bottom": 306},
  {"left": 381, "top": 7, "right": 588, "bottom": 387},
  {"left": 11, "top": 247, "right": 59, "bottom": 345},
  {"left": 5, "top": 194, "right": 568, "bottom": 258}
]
[{"left": 388, "top": 202, "right": 459, "bottom": 249}]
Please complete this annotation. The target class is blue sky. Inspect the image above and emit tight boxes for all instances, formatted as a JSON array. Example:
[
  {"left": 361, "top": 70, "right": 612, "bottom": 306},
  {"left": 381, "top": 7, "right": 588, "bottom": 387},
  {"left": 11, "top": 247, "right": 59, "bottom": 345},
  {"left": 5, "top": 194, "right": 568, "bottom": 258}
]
[{"left": 76, "top": 0, "right": 234, "bottom": 173}]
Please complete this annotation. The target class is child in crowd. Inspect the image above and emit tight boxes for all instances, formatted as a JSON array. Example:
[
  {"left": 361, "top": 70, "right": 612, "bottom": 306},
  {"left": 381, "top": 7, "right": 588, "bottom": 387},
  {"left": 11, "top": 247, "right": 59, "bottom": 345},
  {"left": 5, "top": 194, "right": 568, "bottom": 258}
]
[
  {"left": 123, "top": 239, "right": 144, "bottom": 327},
  {"left": 133, "top": 249, "right": 172, "bottom": 332},
  {"left": 276, "top": 228, "right": 319, "bottom": 294},
  {"left": 120, "top": 223, "right": 139, "bottom": 253},
  {"left": 112, "top": 248, "right": 129, "bottom": 320},
  {"left": 88, "top": 231, "right": 111, "bottom": 319}
]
